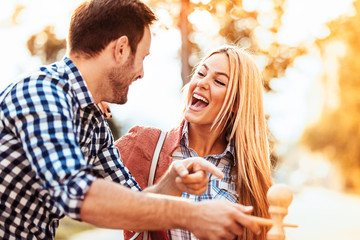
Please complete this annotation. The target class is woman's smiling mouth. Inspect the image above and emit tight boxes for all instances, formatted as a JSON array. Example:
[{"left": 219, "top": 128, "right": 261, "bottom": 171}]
[{"left": 190, "top": 93, "right": 209, "bottom": 111}]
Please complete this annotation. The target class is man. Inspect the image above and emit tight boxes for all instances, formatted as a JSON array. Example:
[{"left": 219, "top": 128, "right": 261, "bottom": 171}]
[{"left": 0, "top": 0, "right": 263, "bottom": 239}]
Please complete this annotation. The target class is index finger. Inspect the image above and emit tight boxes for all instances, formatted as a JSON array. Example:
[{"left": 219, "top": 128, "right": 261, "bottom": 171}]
[
  {"left": 187, "top": 157, "right": 224, "bottom": 179},
  {"left": 234, "top": 211, "right": 261, "bottom": 235},
  {"left": 235, "top": 204, "right": 290, "bottom": 227}
]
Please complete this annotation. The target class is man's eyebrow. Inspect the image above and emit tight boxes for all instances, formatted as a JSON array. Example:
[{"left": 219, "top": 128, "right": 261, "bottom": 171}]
[{"left": 203, "top": 63, "right": 229, "bottom": 79}]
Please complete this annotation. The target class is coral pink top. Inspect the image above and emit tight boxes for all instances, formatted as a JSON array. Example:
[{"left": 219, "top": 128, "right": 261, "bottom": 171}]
[{"left": 115, "top": 123, "right": 184, "bottom": 240}]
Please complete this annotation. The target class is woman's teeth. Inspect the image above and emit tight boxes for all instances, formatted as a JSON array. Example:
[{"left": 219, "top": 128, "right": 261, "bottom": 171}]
[{"left": 193, "top": 93, "right": 208, "bottom": 103}]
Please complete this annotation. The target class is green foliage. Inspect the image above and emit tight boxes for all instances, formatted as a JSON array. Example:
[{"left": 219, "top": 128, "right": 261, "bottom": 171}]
[
  {"left": 106, "top": 118, "right": 122, "bottom": 140},
  {"left": 302, "top": 0, "right": 360, "bottom": 193},
  {"left": 55, "top": 217, "right": 95, "bottom": 240}
]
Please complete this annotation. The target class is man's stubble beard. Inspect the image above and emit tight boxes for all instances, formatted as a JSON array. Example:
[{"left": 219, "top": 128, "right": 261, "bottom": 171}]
[{"left": 107, "top": 55, "right": 135, "bottom": 105}]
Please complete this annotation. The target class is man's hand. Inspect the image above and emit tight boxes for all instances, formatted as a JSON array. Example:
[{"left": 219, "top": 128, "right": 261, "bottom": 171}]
[
  {"left": 144, "top": 157, "right": 223, "bottom": 196},
  {"left": 188, "top": 201, "right": 262, "bottom": 240}
]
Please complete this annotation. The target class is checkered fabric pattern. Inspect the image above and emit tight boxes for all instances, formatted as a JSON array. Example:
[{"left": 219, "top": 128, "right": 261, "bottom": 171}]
[
  {"left": 0, "top": 57, "right": 140, "bottom": 240},
  {"left": 168, "top": 122, "right": 238, "bottom": 240}
]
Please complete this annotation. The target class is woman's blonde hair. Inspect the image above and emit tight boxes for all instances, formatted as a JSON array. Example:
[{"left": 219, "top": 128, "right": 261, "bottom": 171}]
[{"left": 183, "top": 45, "right": 272, "bottom": 240}]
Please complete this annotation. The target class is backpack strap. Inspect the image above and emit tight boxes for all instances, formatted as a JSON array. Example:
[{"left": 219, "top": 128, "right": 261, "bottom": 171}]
[
  {"left": 148, "top": 130, "right": 167, "bottom": 186},
  {"left": 130, "top": 130, "right": 167, "bottom": 240}
]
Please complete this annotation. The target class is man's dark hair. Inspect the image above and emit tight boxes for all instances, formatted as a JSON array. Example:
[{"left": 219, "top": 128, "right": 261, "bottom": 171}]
[{"left": 69, "top": 0, "right": 156, "bottom": 57}]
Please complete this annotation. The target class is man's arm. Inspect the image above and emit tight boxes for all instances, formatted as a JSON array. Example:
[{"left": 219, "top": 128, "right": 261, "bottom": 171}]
[
  {"left": 80, "top": 179, "right": 188, "bottom": 231},
  {"left": 80, "top": 178, "right": 262, "bottom": 239}
]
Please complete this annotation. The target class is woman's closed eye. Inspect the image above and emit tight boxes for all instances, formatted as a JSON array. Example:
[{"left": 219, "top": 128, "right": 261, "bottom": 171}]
[
  {"left": 215, "top": 79, "right": 226, "bottom": 86},
  {"left": 197, "top": 71, "right": 205, "bottom": 77}
]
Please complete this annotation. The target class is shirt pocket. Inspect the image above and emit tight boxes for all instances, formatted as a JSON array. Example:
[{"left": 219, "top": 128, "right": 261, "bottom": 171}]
[{"left": 211, "top": 179, "right": 238, "bottom": 203}]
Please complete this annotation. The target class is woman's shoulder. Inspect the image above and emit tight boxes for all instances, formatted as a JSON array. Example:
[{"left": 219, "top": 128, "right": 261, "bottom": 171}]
[
  {"left": 124, "top": 123, "right": 183, "bottom": 142},
  {"left": 127, "top": 125, "right": 162, "bottom": 137},
  {"left": 115, "top": 125, "right": 161, "bottom": 148},
  {"left": 114, "top": 123, "right": 183, "bottom": 154}
]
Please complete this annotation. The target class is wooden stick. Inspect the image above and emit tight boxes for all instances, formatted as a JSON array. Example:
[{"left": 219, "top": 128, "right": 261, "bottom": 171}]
[
  {"left": 248, "top": 215, "right": 273, "bottom": 226},
  {"left": 248, "top": 215, "right": 298, "bottom": 228}
]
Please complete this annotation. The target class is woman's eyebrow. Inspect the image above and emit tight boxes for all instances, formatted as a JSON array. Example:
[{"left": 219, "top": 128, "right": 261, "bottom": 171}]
[{"left": 203, "top": 63, "right": 229, "bottom": 79}]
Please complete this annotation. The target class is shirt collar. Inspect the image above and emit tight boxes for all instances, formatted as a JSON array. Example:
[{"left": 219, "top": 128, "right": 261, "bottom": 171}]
[
  {"left": 60, "top": 57, "right": 96, "bottom": 109},
  {"left": 181, "top": 121, "right": 236, "bottom": 166}
]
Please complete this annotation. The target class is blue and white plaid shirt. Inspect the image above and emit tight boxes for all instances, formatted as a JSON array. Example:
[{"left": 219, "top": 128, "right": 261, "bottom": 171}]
[
  {"left": 169, "top": 122, "right": 238, "bottom": 240},
  {"left": 0, "top": 57, "right": 140, "bottom": 240}
]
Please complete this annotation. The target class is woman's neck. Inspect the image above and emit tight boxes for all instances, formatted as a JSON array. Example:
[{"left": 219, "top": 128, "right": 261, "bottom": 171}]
[{"left": 187, "top": 123, "right": 227, "bottom": 157}]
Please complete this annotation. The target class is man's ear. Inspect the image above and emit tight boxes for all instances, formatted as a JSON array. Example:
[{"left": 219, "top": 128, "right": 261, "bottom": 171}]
[{"left": 114, "top": 36, "right": 130, "bottom": 63}]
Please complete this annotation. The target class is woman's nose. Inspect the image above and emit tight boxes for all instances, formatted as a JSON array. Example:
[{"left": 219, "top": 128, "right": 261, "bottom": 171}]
[{"left": 197, "top": 76, "right": 209, "bottom": 89}]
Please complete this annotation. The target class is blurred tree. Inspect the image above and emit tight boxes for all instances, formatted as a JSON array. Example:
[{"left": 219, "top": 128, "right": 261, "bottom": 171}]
[
  {"left": 11, "top": 4, "right": 26, "bottom": 26},
  {"left": 206, "top": 0, "right": 306, "bottom": 90},
  {"left": 27, "top": 26, "right": 66, "bottom": 63},
  {"left": 148, "top": 0, "right": 306, "bottom": 89},
  {"left": 179, "top": 0, "right": 194, "bottom": 84},
  {"left": 0, "top": 4, "right": 25, "bottom": 27},
  {"left": 302, "top": 0, "right": 360, "bottom": 193}
]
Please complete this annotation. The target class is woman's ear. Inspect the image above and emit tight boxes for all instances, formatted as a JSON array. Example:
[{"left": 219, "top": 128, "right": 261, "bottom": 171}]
[{"left": 114, "top": 36, "right": 130, "bottom": 63}]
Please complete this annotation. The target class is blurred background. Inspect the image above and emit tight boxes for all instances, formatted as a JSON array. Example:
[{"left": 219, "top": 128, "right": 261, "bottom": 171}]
[{"left": 1, "top": 0, "right": 360, "bottom": 239}]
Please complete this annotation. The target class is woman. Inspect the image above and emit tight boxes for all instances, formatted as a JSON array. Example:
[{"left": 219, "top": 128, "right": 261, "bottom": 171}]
[{"left": 115, "top": 45, "right": 272, "bottom": 240}]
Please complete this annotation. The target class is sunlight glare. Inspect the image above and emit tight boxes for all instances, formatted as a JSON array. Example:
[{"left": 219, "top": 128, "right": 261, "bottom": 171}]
[
  {"left": 0, "top": 2, "right": 14, "bottom": 23},
  {"left": 257, "top": 0, "right": 274, "bottom": 13},
  {"left": 234, "top": 18, "right": 257, "bottom": 31},
  {"left": 190, "top": 0, "right": 212, "bottom": 4},
  {"left": 278, "top": 0, "right": 355, "bottom": 46},
  {"left": 200, "top": 0, "right": 211, "bottom": 4},
  {"left": 316, "top": 25, "right": 331, "bottom": 39},
  {"left": 216, "top": 4, "right": 227, "bottom": 17},
  {"left": 257, "top": 13, "right": 275, "bottom": 29},
  {"left": 243, "top": 0, "right": 273, "bottom": 13},
  {"left": 254, "top": 26, "right": 273, "bottom": 51},
  {"left": 242, "top": 0, "right": 259, "bottom": 12},
  {"left": 154, "top": 8, "right": 173, "bottom": 30},
  {"left": 188, "top": 10, "right": 216, "bottom": 32}
]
